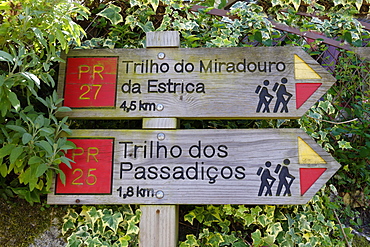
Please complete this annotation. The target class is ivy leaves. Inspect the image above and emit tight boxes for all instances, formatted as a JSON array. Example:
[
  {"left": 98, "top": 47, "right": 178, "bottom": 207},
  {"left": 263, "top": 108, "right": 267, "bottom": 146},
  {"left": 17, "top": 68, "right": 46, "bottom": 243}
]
[
  {"left": 63, "top": 205, "right": 141, "bottom": 247},
  {"left": 180, "top": 195, "right": 351, "bottom": 246},
  {"left": 97, "top": 4, "right": 123, "bottom": 26}
]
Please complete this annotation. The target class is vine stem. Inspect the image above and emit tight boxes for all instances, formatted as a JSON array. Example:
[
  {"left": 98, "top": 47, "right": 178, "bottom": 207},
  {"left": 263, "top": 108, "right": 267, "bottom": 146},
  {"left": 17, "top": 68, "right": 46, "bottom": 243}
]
[
  {"left": 332, "top": 208, "right": 351, "bottom": 247},
  {"left": 306, "top": 116, "right": 359, "bottom": 125}
]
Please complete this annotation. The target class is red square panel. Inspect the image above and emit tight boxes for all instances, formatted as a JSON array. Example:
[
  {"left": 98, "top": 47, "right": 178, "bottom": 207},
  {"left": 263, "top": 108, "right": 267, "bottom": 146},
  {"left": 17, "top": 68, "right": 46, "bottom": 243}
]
[
  {"left": 64, "top": 57, "right": 118, "bottom": 108},
  {"left": 56, "top": 138, "right": 114, "bottom": 194}
]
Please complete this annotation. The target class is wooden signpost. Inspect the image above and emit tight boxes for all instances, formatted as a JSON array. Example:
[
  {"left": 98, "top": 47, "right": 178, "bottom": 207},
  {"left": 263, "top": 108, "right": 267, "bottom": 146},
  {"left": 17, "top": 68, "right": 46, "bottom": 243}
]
[
  {"left": 57, "top": 46, "right": 335, "bottom": 119},
  {"left": 49, "top": 31, "right": 341, "bottom": 247},
  {"left": 47, "top": 128, "right": 340, "bottom": 205}
]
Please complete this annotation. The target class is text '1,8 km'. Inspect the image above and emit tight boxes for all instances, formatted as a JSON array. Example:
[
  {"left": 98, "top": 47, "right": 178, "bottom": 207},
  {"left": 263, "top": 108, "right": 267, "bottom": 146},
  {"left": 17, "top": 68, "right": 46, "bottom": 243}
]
[{"left": 57, "top": 47, "right": 336, "bottom": 119}]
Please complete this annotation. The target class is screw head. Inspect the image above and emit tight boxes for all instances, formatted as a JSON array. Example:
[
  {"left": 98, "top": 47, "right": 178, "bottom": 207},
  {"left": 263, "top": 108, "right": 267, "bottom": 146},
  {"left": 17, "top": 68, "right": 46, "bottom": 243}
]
[
  {"left": 156, "top": 104, "right": 164, "bottom": 111},
  {"left": 157, "top": 133, "right": 165, "bottom": 141},
  {"left": 157, "top": 52, "right": 165, "bottom": 59},
  {"left": 156, "top": 190, "right": 164, "bottom": 199}
]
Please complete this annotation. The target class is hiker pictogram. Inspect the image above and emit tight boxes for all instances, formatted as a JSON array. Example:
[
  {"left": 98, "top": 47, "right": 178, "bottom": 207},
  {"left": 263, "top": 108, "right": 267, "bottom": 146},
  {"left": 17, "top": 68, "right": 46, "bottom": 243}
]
[
  {"left": 255, "top": 80, "right": 274, "bottom": 113},
  {"left": 275, "top": 159, "right": 295, "bottom": 196},
  {"left": 257, "top": 159, "right": 295, "bottom": 197},
  {"left": 257, "top": 161, "right": 276, "bottom": 196},
  {"left": 273, "top": 78, "right": 293, "bottom": 113}
]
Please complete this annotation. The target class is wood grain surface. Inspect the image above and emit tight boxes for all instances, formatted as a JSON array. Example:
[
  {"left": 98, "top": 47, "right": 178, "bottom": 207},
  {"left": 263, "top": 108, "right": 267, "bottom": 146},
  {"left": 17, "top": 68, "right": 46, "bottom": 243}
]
[
  {"left": 57, "top": 47, "right": 335, "bottom": 119},
  {"left": 47, "top": 128, "right": 340, "bottom": 205}
]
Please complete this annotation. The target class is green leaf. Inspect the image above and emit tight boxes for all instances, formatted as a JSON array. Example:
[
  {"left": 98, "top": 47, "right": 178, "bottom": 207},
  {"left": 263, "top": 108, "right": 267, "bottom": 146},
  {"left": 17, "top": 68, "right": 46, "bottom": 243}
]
[
  {"left": 0, "top": 163, "right": 7, "bottom": 177},
  {"left": 0, "top": 144, "right": 16, "bottom": 158},
  {"left": 257, "top": 214, "right": 270, "bottom": 227},
  {"left": 292, "top": 0, "right": 301, "bottom": 10},
  {"left": 297, "top": 214, "right": 311, "bottom": 231},
  {"left": 97, "top": 4, "right": 123, "bottom": 25},
  {"left": 338, "top": 140, "right": 352, "bottom": 150},
  {"left": 243, "top": 214, "right": 255, "bottom": 227},
  {"left": 60, "top": 156, "right": 73, "bottom": 169},
  {"left": 8, "top": 92, "right": 20, "bottom": 111},
  {"left": 80, "top": 206, "right": 103, "bottom": 226},
  {"left": 35, "top": 163, "right": 48, "bottom": 177},
  {"left": 32, "top": 27, "right": 47, "bottom": 47},
  {"left": 126, "top": 221, "right": 140, "bottom": 235},
  {"left": 184, "top": 211, "right": 197, "bottom": 225},
  {"left": 34, "top": 115, "right": 45, "bottom": 128},
  {"left": 102, "top": 209, "right": 123, "bottom": 233},
  {"left": 67, "top": 233, "right": 83, "bottom": 247},
  {"left": 62, "top": 218, "right": 76, "bottom": 235},
  {"left": 58, "top": 170, "right": 66, "bottom": 185},
  {"left": 251, "top": 229, "right": 262, "bottom": 246},
  {"left": 56, "top": 106, "right": 71, "bottom": 113},
  {"left": 138, "top": 21, "right": 155, "bottom": 33},
  {"left": 55, "top": 29, "right": 67, "bottom": 50},
  {"left": 85, "top": 236, "right": 102, "bottom": 246},
  {"left": 29, "top": 156, "right": 43, "bottom": 165},
  {"left": 0, "top": 50, "right": 14, "bottom": 63},
  {"left": 117, "top": 235, "right": 131, "bottom": 247},
  {"left": 254, "top": 31, "right": 263, "bottom": 43},
  {"left": 208, "top": 232, "right": 224, "bottom": 246},
  {"left": 267, "top": 222, "right": 283, "bottom": 238},
  {"left": 10, "top": 146, "right": 23, "bottom": 165},
  {"left": 36, "top": 140, "right": 53, "bottom": 156},
  {"left": 46, "top": 169, "right": 53, "bottom": 191},
  {"left": 251, "top": 206, "right": 262, "bottom": 217},
  {"left": 22, "top": 133, "right": 33, "bottom": 145},
  {"left": 343, "top": 31, "right": 352, "bottom": 44},
  {"left": 183, "top": 235, "right": 199, "bottom": 246},
  {"left": 148, "top": 0, "right": 159, "bottom": 10},
  {"left": 40, "top": 127, "right": 54, "bottom": 136},
  {"left": 19, "top": 72, "right": 41, "bottom": 88},
  {"left": 0, "top": 2, "right": 10, "bottom": 10},
  {"left": 6, "top": 124, "right": 26, "bottom": 133}
]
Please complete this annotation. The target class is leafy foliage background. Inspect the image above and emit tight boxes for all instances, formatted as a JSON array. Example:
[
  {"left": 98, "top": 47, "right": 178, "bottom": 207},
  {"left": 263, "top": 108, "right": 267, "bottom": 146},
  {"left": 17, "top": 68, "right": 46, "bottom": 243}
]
[{"left": 0, "top": 0, "right": 369, "bottom": 246}]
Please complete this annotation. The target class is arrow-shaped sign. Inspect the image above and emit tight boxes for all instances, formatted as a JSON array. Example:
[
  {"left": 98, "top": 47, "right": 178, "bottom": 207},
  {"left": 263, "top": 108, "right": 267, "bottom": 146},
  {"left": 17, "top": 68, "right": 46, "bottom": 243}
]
[
  {"left": 56, "top": 47, "right": 335, "bottom": 119},
  {"left": 48, "top": 129, "right": 340, "bottom": 205},
  {"left": 354, "top": 47, "right": 370, "bottom": 61}
]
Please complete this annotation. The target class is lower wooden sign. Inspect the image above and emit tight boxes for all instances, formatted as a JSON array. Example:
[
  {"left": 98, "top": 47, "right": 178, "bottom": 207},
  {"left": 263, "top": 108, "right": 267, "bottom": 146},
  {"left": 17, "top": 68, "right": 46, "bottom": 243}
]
[{"left": 47, "top": 129, "right": 340, "bottom": 205}]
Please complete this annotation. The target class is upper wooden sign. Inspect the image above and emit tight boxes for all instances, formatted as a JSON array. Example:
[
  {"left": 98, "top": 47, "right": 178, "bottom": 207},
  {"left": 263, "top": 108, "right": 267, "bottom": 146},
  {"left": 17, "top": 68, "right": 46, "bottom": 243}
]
[
  {"left": 47, "top": 128, "right": 340, "bottom": 205},
  {"left": 57, "top": 47, "right": 336, "bottom": 119}
]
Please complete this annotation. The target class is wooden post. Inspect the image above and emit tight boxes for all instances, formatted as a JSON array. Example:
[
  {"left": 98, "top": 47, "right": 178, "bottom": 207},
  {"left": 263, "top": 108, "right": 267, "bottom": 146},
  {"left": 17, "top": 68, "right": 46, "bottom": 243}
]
[{"left": 139, "top": 31, "right": 180, "bottom": 247}]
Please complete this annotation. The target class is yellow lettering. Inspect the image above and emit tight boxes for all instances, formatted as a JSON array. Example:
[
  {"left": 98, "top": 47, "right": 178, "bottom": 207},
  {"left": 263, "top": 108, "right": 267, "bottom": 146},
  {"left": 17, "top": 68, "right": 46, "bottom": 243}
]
[
  {"left": 93, "top": 65, "right": 104, "bottom": 80},
  {"left": 86, "top": 169, "right": 97, "bottom": 185},
  {"left": 79, "top": 84, "right": 90, "bottom": 100},
  {"left": 78, "top": 65, "right": 90, "bottom": 80},
  {"left": 87, "top": 147, "right": 99, "bottom": 162},
  {"left": 72, "top": 168, "right": 83, "bottom": 185},
  {"left": 71, "top": 147, "right": 84, "bottom": 161}
]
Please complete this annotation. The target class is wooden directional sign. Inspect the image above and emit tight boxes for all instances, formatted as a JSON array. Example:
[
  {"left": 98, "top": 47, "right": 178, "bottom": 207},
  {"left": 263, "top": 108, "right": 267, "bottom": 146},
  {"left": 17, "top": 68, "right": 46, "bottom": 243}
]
[
  {"left": 57, "top": 47, "right": 335, "bottom": 119},
  {"left": 354, "top": 47, "right": 370, "bottom": 60},
  {"left": 47, "top": 128, "right": 340, "bottom": 205}
]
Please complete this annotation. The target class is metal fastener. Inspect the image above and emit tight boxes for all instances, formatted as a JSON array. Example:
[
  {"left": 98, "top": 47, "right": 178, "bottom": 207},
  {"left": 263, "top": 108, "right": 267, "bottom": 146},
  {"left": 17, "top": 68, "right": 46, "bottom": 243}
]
[
  {"left": 156, "top": 104, "right": 164, "bottom": 111},
  {"left": 157, "top": 133, "right": 165, "bottom": 141},
  {"left": 156, "top": 190, "right": 164, "bottom": 199},
  {"left": 75, "top": 199, "right": 80, "bottom": 203},
  {"left": 157, "top": 52, "right": 165, "bottom": 59}
]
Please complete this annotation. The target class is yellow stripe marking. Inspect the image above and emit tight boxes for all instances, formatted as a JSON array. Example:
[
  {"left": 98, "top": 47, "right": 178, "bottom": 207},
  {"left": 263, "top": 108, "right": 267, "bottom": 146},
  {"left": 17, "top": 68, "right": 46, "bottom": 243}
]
[
  {"left": 298, "top": 137, "right": 326, "bottom": 164},
  {"left": 294, "top": 55, "right": 322, "bottom": 79}
]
